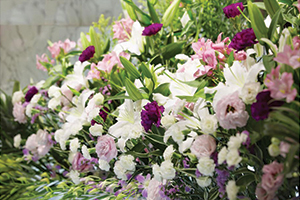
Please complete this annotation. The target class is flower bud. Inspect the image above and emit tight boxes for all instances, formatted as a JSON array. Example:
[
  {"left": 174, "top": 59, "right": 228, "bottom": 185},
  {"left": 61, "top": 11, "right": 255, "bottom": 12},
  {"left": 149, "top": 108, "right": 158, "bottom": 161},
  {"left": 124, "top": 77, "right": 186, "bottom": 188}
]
[
  {"left": 162, "top": 0, "right": 181, "bottom": 27},
  {"left": 268, "top": 143, "right": 280, "bottom": 157}
]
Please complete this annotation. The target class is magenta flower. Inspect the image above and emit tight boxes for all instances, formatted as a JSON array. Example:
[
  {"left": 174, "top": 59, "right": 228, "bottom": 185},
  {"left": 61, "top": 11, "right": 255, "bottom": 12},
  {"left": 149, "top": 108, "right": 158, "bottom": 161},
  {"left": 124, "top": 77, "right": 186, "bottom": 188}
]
[
  {"left": 274, "top": 44, "right": 300, "bottom": 69},
  {"left": 142, "top": 23, "right": 163, "bottom": 36},
  {"left": 229, "top": 28, "right": 258, "bottom": 51},
  {"left": 72, "top": 152, "right": 97, "bottom": 172},
  {"left": 79, "top": 46, "right": 95, "bottom": 62},
  {"left": 25, "top": 86, "right": 38, "bottom": 102},
  {"left": 141, "top": 101, "right": 164, "bottom": 132},
  {"left": 223, "top": 2, "right": 244, "bottom": 18}
]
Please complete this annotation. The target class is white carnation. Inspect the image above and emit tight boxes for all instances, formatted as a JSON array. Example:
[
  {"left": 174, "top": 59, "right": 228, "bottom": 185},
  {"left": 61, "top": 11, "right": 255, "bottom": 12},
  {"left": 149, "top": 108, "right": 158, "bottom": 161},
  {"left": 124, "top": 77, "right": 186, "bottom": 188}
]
[
  {"left": 197, "top": 157, "right": 215, "bottom": 176},
  {"left": 240, "top": 82, "right": 261, "bottom": 104},
  {"left": 218, "top": 147, "right": 228, "bottom": 165},
  {"left": 69, "top": 170, "right": 80, "bottom": 185},
  {"left": 13, "top": 134, "right": 21, "bottom": 148},
  {"left": 160, "top": 160, "right": 176, "bottom": 180},
  {"left": 226, "top": 149, "right": 242, "bottom": 167},
  {"left": 48, "top": 85, "right": 61, "bottom": 98},
  {"left": 196, "top": 177, "right": 212, "bottom": 187},
  {"left": 68, "top": 152, "right": 76, "bottom": 163},
  {"left": 152, "top": 164, "right": 162, "bottom": 182},
  {"left": 199, "top": 114, "right": 218, "bottom": 135},
  {"left": 89, "top": 124, "right": 103, "bottom": 136},
  {"left": 114, "top": 161, "right": 127, "bottom": 180},
  {"left": 226, "top": 180, "right": 239, "bottom": 200},
  {"left": 119, "top": 155, "right": 135, "bottom": 171},
  {"left": 12, "top": 91, "right": 24, "bottom": 105},
  {"left": 99, "top": 159, "right": 110, "bottom": 171},
  {"left": 70, "top": 138, "right": 80, "bottom": 153},
  {"left": 82, "top": 145, "right": 91, "bottom": 159},
  {"left": 163, "top": 145, "right": 174, "bottom": 161},
  {"left": 227, "top": 136, "right": 243, "bottom": 150}
]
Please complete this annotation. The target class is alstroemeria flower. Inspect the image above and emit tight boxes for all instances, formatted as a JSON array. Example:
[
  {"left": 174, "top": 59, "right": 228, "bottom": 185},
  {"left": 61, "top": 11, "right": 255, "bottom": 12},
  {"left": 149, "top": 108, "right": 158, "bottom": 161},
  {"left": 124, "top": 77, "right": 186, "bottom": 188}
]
[
  {"left": 274, "top": 45, "right": 300, "bottom": 69},
  {"left": 142, "top": 23, "right": 163, "bottom": 36}
]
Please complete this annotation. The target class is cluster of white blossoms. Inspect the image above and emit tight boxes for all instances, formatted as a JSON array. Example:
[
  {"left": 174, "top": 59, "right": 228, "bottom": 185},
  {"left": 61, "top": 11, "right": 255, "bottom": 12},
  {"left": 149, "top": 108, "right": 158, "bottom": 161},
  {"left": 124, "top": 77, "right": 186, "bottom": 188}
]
[{"left": 113, "top": 155, "right": 136, "bottom": 180}]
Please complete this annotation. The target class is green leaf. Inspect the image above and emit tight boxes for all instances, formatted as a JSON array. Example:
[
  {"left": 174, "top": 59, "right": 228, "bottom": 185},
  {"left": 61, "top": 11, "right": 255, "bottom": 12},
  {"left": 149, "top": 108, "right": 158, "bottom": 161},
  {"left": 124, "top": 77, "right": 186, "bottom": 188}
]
[
  {"left": 263, "top": 0, "right": 280, "bottom": 18},
  {"left": 144, "top": 134, "right": 167, "bottom": 151},
  {"left": 153, "top": 83, "right": 171, "bottom": 96},
  {"left": 103, "top": 38, "right": 110, "bottom": 54},
  {"left": 67, "top": 86, "right": 80, "bottom": 96},
  {"left": 248, "top": 1, "right": 268, "bottom": 40},
  {"left": 178, "top": 79, "right": 206, "bottom": 88},
  {"left": 124, "top": 78, "right": 143, "bottom": 101},
  {"left": 140, "top": 63, "right": 152, "bottom": 79},
  {"left": 89, "top": 27, "right": 102, "bottom": 58},
  {"left": 42, "top": 76, "right": 60, "bottom": 89},
  {"left": 123, "top": 0, "right": 152, "bottom": 26},
  {"left": 161, "top": 41, "right": 185, "bottom": 60},
  {"left": 147, "top": 0, "right": 160, "bottom": 23},
  {"left": 208, "top": 188, "right": 219, "bottom": 200},
  {"left": 236, "top": 174, "right": 256, "bottom": 187},
  {"left": 267, "top": 8, "right": 282, "bottom": 42},
  {"left": 278, "top": 0, "right": 293, "bottom": 5},
  {"left": 65, "top": 51, "right": 82, "bottom": 57},
  {"left": 12, "top": 81, "right": 20, "bottom": 93},
  {"left": 162, "top": 0, "right": 181, "bottom": 26},
  {"left": 252, "top": 2, "right": 266, "bottom": 10},
  {"left": 120, "top": 56, "right": 140, "bottom": 79},
  {"left": 260, "top": 38, "right": 278, "bottom": 57},
  {"left": 80, "top": 32, "right": 90, "bottom": 50},
  {"left": 262, "top": 54, "right": 276, "bottom": 74},
  {"left": 180, "top": 21, "right": 194, "bottom": 37}
]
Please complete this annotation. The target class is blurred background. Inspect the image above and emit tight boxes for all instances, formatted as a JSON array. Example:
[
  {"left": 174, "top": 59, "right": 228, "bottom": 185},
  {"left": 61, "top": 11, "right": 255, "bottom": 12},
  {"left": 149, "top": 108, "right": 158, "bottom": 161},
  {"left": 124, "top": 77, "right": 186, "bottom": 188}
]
[{"left": 0, "top": 0, "right": 123, "bottom": 94}]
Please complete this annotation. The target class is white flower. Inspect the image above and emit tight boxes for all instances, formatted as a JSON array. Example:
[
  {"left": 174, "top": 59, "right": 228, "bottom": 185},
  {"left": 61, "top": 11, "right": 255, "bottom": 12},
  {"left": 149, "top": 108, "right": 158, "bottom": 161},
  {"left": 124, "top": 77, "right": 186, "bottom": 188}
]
[
  {"left": 68, "top": 152, "right": 76, "bottom": 163},
  {"left": 69, "top": 170, "right": 80, "bottom": 185},
  {"left": 180, "top": 11, "right": 191, "bottom": 27},
  {"left": 196, "top": 177, "right": 212, "bottom": 187},
  {"left": 114, "top": 161, "right": 127, "bottom": 180},
  {"left": 48, "top": 97, "right": 60, "bottom": 109},
  {"left": 82, "top": 145, "right": 91, "bottom": 159},
  {"left": 163, "top": 145, "right": 174, "bottom": 161},
  {"left": 152, "top": 164, "right": 162, "bottom": 182},
  {"left": 48, "top": 85, "right": 61, "bottom": 98},
  {"left": 13, "top": 134, "right": 21, "bottom": 148},
  {"left": 99, "top": 159, "right": 110, "bottom": 171},
  {"left": 199, "top": 114, "right": 218, "bottom": 135},
  {"left": 12, "top": 91, "right": 24, "bottom": 105},
  {"left": 161, "top": 114, "right": 176, "bottom": 128},
  {"left": 89, "top": 124, "right": 103, "bottom": 136},
  {"left": 197, "top": 157, "right": 215, "bottom": 176},
  {"left": 36, "top": 129, "right": 48, "bottom": 146},
  {"left": 178, "top": 137, "right": 194, "bottom": 153},
  {"left": 30, "top": 94, "right": 41, "bottom": 104},
  {"left": 218, "top": 147, "right": 228, "bottom": 165},
  {"left": 25, "top": 103, "right": 33, "bottom": 117},
  {"left": 35, "top": 80, "right": 45, "bottom": 89},
  {"left": 152, "top": 93, "right": 169, "bottom": 105},
  {"left": 227, "top": 136, "right": 243, "bottom": 150},
  {"left": 70, "top": 138, "right": 80, "bottom": 153},
  {"left": 226, "top": 149, "right": 242, "bottom": 167},
  {"left": 268, "top": 143, "right": 280, "bottom": 157},
  {"left": 160, "top": 160, "right": 176, "bottom": 180},
  {"left": 240, "top": 82, "right": 261, "bottom": 104},
  {"left": 226, "top": 180, "right": 239, "bottom": 200},
  {"left": 119, "top": 155, "right": 135, "bottom": 171},
  {"left": 92, "top": 93, "right": 104, "bottom": 106},
  {"left": 164, "top": 121, "right": 187, "bottom": 144}
]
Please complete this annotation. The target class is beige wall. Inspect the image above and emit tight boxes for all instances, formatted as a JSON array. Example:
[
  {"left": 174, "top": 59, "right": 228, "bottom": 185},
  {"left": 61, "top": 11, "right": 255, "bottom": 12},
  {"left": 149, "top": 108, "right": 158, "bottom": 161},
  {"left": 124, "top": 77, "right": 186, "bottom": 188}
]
[{"left": 0, "top": 0, "right": 123, "bottom": 94}]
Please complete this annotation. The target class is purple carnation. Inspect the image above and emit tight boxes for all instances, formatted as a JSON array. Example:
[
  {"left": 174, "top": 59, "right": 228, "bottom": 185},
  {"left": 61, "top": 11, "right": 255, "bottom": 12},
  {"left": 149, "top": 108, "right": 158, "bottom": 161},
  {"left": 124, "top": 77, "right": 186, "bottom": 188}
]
[
  {"left": 142, "top": 23, "right": 163, "bottom": 36},
  {"left": 223, "top": 2, "right": 244, "bottom": 18},
  {"left": 141, "top": 101, "right": 164, "bottom": 132},
  {"left": 229, "top": 28, "right": 258, "bottom": 51},
  {"left": 25, "top": 86, "right": 38, "bottom": 102},
  {"left": 91, "top": 107, "right": 109, "bottom": 125},
  {"left": 251, "top": 90, "right": 284, "bottom": 121},
  {"left": 79, "top": 45, "right": 95, "bottom": 62}
]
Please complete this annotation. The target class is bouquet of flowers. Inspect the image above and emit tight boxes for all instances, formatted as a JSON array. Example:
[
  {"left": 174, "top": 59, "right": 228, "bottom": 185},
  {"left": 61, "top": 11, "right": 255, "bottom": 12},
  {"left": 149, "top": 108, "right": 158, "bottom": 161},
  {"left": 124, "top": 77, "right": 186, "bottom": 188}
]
[{"left": 2, "top": 0, "right": 300, "bottom": 199}]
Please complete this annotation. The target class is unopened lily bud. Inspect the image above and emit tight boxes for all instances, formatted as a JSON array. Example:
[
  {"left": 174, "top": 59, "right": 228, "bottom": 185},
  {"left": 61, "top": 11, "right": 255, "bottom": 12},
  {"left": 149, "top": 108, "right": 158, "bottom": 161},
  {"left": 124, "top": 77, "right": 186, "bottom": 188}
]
[
  {"left": 162, "top": 0, "right": 181, "bottom": 27},
  {"left": 268, "top": 143, "right": 280, "bottom": 157}
]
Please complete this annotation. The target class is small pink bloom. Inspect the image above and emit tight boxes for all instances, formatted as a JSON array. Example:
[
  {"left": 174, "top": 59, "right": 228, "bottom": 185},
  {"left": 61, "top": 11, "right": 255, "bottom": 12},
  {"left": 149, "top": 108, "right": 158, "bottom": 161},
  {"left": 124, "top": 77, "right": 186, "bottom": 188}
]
[
  {"left": 96, "top": 135, "right": 117, "bottom": 162},
  {"left": 72, "top": 152, "right": 94, "bottom": 172},
  {"left": 47, "top": 39, "right": 76, "bottom": 58},
  {"left": 274, "top": 45, "right": 300, "bottom": 69},
  {"left": 87, "top": 63, "right": 100, "bottom": 80},
  {"left": 261, "top": 161, "right": 284, "bottom": 194},
  {"left": 279, "top": 141, "right": 290, "bottom": 157},
  {"left": 192, "top": 38, "right": 213, "bottom": 60},
  {"left": 202, "top": 49, "right": 217, "bottom": 68},
  {"left": 293, "top": 36, "right": 300, "bottom": 50},
  {"left": 62, "top": 38, "right": 76, "bottom": 53},
  {"left": 97, "top": 51, "right": 130, "bottom": 73},
  {"left": 262, "top": 161, "right": 284, "bottom": 175},
  {"left": 13, "top": 102, "right": 27, "bottom": 123},
  {"left": 113, "top": 17, "right": 134, "bottom": 42},
  {"left": 234, "top": 50, "right": 247, "bottom": 61},
  {"left": 211, "top": 32, "right": 230, "bottom": 51},
  {"left": 190, "top": 135, "right": 216, "bottom": 159},
  {"left": 255, "top": 183, "right": 276, "bottom": 200},
  {"left": 36, "top": 53, "right": 54, "bottom": 71},
  {"left": 215, "top": 91, "right": 249, "bottom": 130}
]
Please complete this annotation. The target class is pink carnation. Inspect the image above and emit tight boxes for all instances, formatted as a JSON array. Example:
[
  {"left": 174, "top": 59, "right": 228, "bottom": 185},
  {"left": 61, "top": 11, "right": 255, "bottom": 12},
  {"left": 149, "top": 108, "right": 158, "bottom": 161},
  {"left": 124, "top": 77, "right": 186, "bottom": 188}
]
[
  {"left": 113, "top": 17, "right": 134, "bottom": 42},
  {"left": 190, "top": 134, "right": 216, "bottom": 159},
  {"left": 146, "top": 178, "right": 166, "bottom": 200},
  {"left": 95, "top": 135, "right": 117, "bottom": 162},
  {"left": 36, "top": 53, "right": 54, "bottom": 71},
  {"left": 215, "top": 91, "right": 249, "bottom": 130},
  {"left": 72, "top": 152, "right": 94, "bottom": 172},
  {"left": 13, "top": 102, "right": 27, "bottom": 124}
]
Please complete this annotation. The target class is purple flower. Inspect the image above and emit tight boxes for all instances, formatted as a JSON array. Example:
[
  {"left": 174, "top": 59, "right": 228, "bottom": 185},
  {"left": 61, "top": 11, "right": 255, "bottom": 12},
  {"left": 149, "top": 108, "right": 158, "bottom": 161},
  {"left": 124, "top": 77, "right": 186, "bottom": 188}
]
[
  {"left": 216, "top": 169, "right": 230, "bottom": 197},
  {"left": 141, "top": 101, "right": 164, "bottom": 132},
  {"left": 229, "top": 28, "right": 258, "bottom": 51},
  {"left": 251, "top": 90, "right": 284, "bottom": 121},
  {"left": 223, "top": 2, "right": 244, "bottom": 18},
  {"left": 25, "top": 86, "right": 38, "bottom": 102},
  {"left": 91, "top": 107, "right": 109, "bottom": 125},
  {"left": 142, "top": 23, "right": 163, "bottom": 36},
  {"left": 79, "top": 46, "right": 95, "bottom": 62}
]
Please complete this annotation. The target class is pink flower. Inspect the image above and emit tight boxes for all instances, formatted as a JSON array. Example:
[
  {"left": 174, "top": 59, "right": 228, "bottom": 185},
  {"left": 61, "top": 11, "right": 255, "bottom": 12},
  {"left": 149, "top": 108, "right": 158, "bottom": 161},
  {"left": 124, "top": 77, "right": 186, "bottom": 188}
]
[
  {"left": 72, "top": 152, "right": 94, "bottom": 172},
  {"left": 202, "top": 49, "right": 217, "bottom": 68},
  {"left": 190, "top": 135, "right": 216, "bottom": 159},
  {"left": 87, "top": 63, "right": 100, "bottom": 80},
  {"left": 192, "top": 38, "right": 213, "bottom": 60},
  {"left": 47, "top": 39, "right": 76, "bottom": 58},
  {"left": 274, "top": 45, "right": 300, "bottom": 69},
  {"left": 146, "top": 178, "right": 166, "bottom": 200},
  {"left": 95, "top": 135, "right": 117, "bottom": 162},
  {"left": 97, "top": 51, "right": 130, "bottom": 73},
  {"left": 293, "top": 36, "right": 300, "bottom": 50},
  {"left": 211, "top": 33, "right": 230, "bottom": 51},
  {"left": 261, "top": 161, "right": 284, "bottom": 194},
  {"left": 262, "top": 161, "right": 284, "bottom": 175},
  {"left": 13, "top": 102, "right": 27, "bottom": 123},
  {"left": 265, "top": 67, "right": 297, "bottom": 103},
  {"left": 279, "top": 141, "right": 290, "bottom": 157},
  {"left": 255, "top": 183, "right": 276, "bottom": 200},
  {"left": 215, "top": 91, "right": 249, "bottom": 130},
  {"left": 36, "top": 53, "right": 54, "bottom": 71},
  {"left": 234, "top": 50, "right": 247, "bottom": 61},
  {"left": 113, "top": 17, "right": 134, "bottom": 42}
]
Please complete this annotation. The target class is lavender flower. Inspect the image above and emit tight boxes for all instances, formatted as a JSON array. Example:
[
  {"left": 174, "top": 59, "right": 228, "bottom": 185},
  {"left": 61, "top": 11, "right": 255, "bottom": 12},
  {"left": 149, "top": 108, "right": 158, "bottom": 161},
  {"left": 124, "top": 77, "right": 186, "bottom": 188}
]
[
  {"left": 142, "top": 23, "right": 163, "bottom": 36},
  {"left": 141, "top": 101, "right": 164, "bottom": 132},
  {"left": 223, "top": 2, "right": 244, "bottom": 18},
  {"left": 228, "top": 28, "right": 258, "bottom": 51},
  {"left": 216, "top": 169, "right": 230, "bottom": 197},
  {"left": 25, "top": 86, "right": 38, "bottom": 102},
  {"left": 79, "top": 45, "right": 95, "bottom": 62}
]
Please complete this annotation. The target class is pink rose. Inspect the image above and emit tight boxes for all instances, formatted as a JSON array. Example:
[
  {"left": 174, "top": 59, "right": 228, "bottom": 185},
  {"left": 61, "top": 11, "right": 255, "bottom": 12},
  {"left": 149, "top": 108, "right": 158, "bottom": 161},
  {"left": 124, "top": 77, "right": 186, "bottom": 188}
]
[
  {"left": 190, "top": 135, "right": 216, "bottom": 159},
  {"left": 262, "top": 161, "right": 284, "bottom": 175},
  {"left": 96, "top": 135, "right": 117, "bottom": 162},
  {"left": 261, "top": 161, "right": 284, "bottom": 194},
  {"left": 215, "top": 91, "right": 249, "bottom": 130},
  {"left": 13, "top": 102, "right": 27, "bottom": 124}
]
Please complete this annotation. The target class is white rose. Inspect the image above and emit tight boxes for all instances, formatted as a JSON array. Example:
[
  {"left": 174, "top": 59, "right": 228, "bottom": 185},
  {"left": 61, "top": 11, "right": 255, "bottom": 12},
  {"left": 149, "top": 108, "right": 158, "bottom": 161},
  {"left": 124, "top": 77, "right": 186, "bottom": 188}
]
[
  {"left": 99, "top": 159, "right": 110, "bottom": 171},
  {"left": 89, "top": 124, "right": 103, "bottom": 136},
  {"left": 114, "top": 161, "right": 127, "bottom": 180},
  {"left": 199, "top": 114, "right": 218, "bottom": 135},
  {"left": 119, "top": 155, "right": 135, "bottom": 171},
  {"left": 160, "top": 160, "right": 176, "bottom": 180},
  {"left": 226, "top": 149, "right": 242, "bottom": 167},
  {"left": 69, "top": 170, "right": 80, "bottom": 185},
  {"left": 152, "top": 164, "right": 162, "bottom": 182},
  {"left": 161, "top": 114, "right": 176, "bottom": 128},
  {"left": 48, "top": 85, "right": 61, "bottom": 98},
  {"left": 197, "top": 157, "right": 215, "bottom": 176},
  {"left": 163, "top": 145, "right": 174, "bottom": 161},
  {"left": 13, "top": 134, "right": 22, "bottom": 148},
  {"left": 12, "top": 91, "right": 24, "bottom": 105},
  {"left": 70, "top": 138, "right": 80, "bottom": 153},
  {"left": 196, "top": 177, "right": 212, "bottom": 187},
  {"left": 82, "top": 145, "right": 91, "bottom": 159},
  {"left": 226, "top": 180, "right": 239, "bottom": 200},
  {"left": 240, "top": 82, "right": 261, "bottom": 104},
  {"left": 218, "top": 147, "right": 228, "bottom": 165}
]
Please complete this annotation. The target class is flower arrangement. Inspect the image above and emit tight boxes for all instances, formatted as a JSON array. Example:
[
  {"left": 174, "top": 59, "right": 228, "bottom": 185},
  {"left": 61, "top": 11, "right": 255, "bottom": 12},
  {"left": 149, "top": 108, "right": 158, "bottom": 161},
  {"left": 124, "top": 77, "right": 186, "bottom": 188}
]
[{"left": 1, "top": 0, "right": 300, "bottom": 199}]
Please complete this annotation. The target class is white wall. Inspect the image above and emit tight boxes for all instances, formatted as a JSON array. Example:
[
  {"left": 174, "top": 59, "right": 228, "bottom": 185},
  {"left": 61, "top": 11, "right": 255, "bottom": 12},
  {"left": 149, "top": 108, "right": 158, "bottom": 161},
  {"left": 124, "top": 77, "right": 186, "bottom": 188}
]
[{"left": 0, "top": 0, "right": 123, "bottom": 94}]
